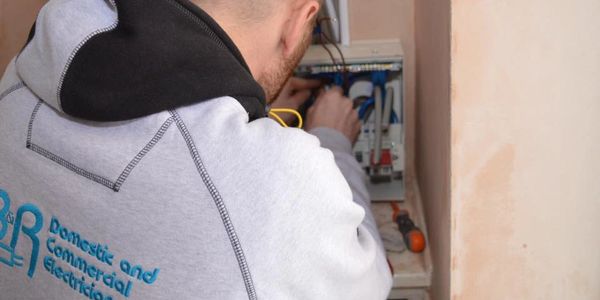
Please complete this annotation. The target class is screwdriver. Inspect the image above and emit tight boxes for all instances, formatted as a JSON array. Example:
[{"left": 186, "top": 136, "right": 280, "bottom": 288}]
[{"left": 390, "top": 203, "right": 426, "bottom": 253}]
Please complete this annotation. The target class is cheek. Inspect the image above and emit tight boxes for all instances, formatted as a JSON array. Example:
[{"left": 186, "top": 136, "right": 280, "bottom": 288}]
[{"left": 258, "top": 59, "right": 287, "bottom": 100}]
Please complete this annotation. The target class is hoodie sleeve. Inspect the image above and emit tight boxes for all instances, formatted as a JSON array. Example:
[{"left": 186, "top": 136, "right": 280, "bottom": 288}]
[
  {"left": 175, "top": 99, "right": 393, "bottom": 299},
  {"left": 308, "top": 127, "right": 381, "bottom": 237},
  {"left": 309, "top": 126, "right": 393, "bottom": 296}
]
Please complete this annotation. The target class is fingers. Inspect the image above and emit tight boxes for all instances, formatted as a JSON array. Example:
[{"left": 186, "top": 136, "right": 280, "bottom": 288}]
[
  {"left": 327, "top": 85, "right": 344, "bottom": 95},
  {"left": 316, "top": 87, "right": 326, "bottom": 98},
  {"left": 321, "top": 86, "right": 343, "bottom": 96},
  {"left": 290, "top": 77, "right": 322, "bottom": 90},
  {"left": 315, "top": 86, "right": 344, "bottom": 103},
  {"left": 304, "top": 89, "right": 363, "bottom": 144},
  {"left": 289, "top": 89, "right": 312, "bottom": 106},
  {"left": 306, "top": 104, "right": 316, "bottom": 117}
]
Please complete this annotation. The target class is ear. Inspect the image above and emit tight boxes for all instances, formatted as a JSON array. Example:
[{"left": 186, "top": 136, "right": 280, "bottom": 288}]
[{"left": 281, "top": 0, "right": 320, "bottom": 58}]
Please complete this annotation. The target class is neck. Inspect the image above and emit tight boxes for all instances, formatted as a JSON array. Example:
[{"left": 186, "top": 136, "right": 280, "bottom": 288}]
[
  {"left": 224, "top": 27, "right": 264, "bottom": 78},
  {"left": 201, "top": 13, "right": 266, "bottom": 80}
]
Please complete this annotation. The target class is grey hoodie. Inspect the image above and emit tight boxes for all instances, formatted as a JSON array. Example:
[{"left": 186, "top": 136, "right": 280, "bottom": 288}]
[{"left": 0, "top": 0, "right": 393, "bottom": 299}]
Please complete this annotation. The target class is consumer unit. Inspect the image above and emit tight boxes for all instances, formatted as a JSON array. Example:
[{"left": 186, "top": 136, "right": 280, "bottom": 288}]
[{"left": 297, "top": 41, "right": 406, "bottom": 201}]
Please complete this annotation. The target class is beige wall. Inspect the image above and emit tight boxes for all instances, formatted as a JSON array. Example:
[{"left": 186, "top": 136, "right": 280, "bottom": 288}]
[
  {"left": 0, "top": 0, "right": 45, "bottom": 71},
  {"left": 415, "top": 0, "right": 451, "bottom": 299},
  {"left": 451, "top": 0, "right": 600, "bottom": 299}
]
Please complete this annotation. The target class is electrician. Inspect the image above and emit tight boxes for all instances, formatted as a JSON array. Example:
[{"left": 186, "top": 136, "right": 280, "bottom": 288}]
[{"left": 0, "top": 0, "right": 392, "bottom": 299}]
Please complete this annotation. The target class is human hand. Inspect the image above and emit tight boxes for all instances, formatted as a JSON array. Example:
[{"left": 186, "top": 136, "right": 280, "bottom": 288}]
[
  {"left": 270, "top": 77, "right": 321, "bottom": 124},
  {"left": 305, "top": 86, "right": 361, "bottom": 143}
]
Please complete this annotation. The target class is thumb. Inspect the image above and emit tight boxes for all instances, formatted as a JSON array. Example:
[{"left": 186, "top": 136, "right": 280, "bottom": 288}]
[{"left": 328, "top": 85, "right": 344, "bottom": 95}]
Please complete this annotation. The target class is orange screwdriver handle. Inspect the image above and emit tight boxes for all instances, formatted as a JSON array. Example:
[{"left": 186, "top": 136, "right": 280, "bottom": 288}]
[{"left": 394, "top": 210, "right": 426, "bottom": 253}]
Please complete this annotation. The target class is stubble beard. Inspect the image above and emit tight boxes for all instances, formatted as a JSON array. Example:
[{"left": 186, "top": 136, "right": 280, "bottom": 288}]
[{"left": 258, "top": 29, "right": 312, "bottom": 103}]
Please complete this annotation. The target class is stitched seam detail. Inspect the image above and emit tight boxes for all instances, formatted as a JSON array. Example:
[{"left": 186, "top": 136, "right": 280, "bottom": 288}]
[
  {"left": 0, "top": 82, "right": 25, "bottom": 103},
  {"left": 26, "top": 101, "right": 172, "bottom": 193},
  {"left": 26, "top": 100, "right": 43, "bottom": 148},
  {"left": 113, "top": 117, "right": 175, "bottom": 191},
  {"left": 56, "top": 6, "right": 119, "bottom": 109},
  {"left": 169, "top": 110, "right": 257, "bottom": 300},
  {"left": 29, "top": 143, "right": 116, "bottom": 189},
  {"left": 26, "top": 100, "right": 115, "bottom": 189}
]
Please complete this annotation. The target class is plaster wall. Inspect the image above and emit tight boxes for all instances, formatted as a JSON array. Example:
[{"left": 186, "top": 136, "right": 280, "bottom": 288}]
[
  {"left": 451, "top": 1, "right": 600, "bottom": 298},
  {"left": 414, "top": 1, "right": 451, "bottom": 299},
  {"left": 0, "top": 0, "right": 45, "bottom": 71}
]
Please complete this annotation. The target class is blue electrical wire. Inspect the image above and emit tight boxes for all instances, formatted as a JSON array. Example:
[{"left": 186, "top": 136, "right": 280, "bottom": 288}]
[
  {"left": 371, "top": 71, "right": 388, "bottom": 87},
  {"left": 358, "top": 98, "right": 374, "bottom": 119},
  {"left": 391, "top": 111, "right": 399, "bottom": 124}
]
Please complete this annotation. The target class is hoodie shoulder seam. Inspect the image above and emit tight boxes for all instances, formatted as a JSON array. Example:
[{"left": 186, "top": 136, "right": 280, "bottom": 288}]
[
  {"left": 26, "top": 100, "right": 116, "bottom": 189},
  {"left": 25, "top": 100, "right": 174, "bottom": 192},
  {"left": 113, "top": 116, "right": 175, "bottom": 191},
  {"left": 0, "top": 82, "right": 25, "bottom": 103},
  {"left": 169, "top": 109, "right": 257, "bottom": 300}
]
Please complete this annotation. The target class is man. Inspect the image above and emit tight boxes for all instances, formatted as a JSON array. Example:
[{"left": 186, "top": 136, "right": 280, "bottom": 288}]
[{"left": 0, "top": 0, "right": 393, "bottom": 299}]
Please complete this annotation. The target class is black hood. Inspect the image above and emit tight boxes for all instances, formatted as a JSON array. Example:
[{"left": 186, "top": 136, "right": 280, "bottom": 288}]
[{"left": 57, "top": 0, "right": 267, "bottom": 122}]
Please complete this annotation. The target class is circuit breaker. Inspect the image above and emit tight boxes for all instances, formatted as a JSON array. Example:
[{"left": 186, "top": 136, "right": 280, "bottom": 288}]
[{"left": 298, "top": 42, "right": 406, "bottom": 201}]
